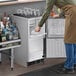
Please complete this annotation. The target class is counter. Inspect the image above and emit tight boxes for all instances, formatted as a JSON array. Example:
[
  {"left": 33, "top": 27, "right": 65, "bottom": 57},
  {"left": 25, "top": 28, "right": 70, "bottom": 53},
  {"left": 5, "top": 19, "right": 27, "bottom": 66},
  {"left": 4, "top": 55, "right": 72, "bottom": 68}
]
[{"left": 0, "top": 0, "right": 45, "bottom": 6}]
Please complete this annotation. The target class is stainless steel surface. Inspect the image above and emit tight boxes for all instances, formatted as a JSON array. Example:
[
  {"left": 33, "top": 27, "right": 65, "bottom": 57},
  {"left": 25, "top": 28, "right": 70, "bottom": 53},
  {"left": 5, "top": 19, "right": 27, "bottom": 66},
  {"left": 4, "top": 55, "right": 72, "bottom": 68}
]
[
  {"left": 46, "top": 18, "right": 66, "bottom": 58},
  {"left": 14, "top": 15, "right": 45, "bottom": 67},
  {"left": 47, "top": 19, "right": 65, "bottom": 38}
]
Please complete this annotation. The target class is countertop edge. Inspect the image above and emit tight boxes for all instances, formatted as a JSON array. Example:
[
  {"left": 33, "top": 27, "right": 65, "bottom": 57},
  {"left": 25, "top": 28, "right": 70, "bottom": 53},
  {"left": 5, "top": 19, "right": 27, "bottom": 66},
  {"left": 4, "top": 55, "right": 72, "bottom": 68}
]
[{"left": 0, "top": 0, "right": 45, "bottom": 6}]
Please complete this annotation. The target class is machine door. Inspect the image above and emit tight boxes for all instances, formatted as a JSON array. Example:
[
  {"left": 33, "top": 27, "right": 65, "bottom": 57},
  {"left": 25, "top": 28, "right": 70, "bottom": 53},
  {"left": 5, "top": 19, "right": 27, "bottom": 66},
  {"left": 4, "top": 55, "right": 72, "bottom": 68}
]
[
  {"left": 46, "top": 38, "right": 66, "bottom": 58},
  {"left": 46, "top": 18, "right": 66, "bottom": 58},
  {"left": 47, "top": 19, "right": 65, "bottom": 37}
]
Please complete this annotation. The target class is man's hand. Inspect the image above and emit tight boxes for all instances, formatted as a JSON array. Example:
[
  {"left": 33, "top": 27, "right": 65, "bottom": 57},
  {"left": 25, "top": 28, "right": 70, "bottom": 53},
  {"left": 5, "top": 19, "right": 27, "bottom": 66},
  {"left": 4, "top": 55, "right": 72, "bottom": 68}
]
[{"left": 35, "top": 26, "right": 41, "bottom": 32}]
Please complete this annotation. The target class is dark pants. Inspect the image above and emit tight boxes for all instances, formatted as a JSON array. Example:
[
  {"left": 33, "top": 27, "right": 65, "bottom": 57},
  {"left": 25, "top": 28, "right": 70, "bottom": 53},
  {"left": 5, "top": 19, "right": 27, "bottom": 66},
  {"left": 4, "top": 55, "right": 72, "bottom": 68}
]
[{"left": 64, "top": 43, "right": 76, "bottom": 69}]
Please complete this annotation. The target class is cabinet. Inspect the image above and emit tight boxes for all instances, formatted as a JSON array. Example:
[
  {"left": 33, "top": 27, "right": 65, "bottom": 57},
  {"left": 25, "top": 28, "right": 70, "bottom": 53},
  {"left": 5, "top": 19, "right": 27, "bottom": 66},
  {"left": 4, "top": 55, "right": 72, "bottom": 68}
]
[
  {"left": 14, "top": 15, "right": 45, "bottom": 67},
  {"left": 46, "top": 18, "right": 66, "bottom": 58}
]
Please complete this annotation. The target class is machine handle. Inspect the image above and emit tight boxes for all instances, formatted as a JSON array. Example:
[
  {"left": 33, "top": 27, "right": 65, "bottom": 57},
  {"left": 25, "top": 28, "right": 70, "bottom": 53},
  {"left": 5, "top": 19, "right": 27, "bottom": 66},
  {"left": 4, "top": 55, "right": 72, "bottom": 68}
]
[{"left": 29, "top": 33, "right": 47, "bottom": 39}]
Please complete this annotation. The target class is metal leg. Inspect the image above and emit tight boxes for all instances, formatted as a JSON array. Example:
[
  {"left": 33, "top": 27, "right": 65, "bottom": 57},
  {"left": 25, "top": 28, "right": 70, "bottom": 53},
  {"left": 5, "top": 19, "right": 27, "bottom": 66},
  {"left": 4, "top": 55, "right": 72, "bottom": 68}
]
[
  {"left": 11, "top": 48, "right": 14, "bottom": 71},
  {"left": 0, "top": 51, "right": 1, "bottom": 63}
]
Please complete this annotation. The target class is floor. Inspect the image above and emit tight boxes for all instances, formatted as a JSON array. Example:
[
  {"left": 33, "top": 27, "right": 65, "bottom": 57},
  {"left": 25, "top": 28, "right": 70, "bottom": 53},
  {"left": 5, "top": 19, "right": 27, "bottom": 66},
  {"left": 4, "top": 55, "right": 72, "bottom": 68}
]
[{"left": 0, "top": 58, "right": 65, "bottom": 76}]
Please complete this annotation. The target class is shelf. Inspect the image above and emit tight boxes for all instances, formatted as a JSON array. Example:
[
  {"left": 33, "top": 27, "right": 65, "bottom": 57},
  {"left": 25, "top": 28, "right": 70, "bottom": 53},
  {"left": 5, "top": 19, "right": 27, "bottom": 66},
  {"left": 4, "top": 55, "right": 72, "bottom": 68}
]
[
  {"left": 0, "top": 39, "right": 21, "bottom": 45},
  {"left": 0, "top": 39, "right": 21, "bottom": 69},
  {"left": 0, "top": 0, "right": 45, "bottom": 6},
  {"left": 0, "top": 39, "right": 21, "bottom": 51},
  {"left": 0, "top": 45, "right": 21, "bottom": 51}
]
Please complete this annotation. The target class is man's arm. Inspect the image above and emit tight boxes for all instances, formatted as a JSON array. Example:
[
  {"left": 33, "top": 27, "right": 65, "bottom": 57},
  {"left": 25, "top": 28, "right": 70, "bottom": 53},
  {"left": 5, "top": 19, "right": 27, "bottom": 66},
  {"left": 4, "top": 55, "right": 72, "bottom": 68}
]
[{"left": 38, "top": 0, "right": 56, "bottom": 27}]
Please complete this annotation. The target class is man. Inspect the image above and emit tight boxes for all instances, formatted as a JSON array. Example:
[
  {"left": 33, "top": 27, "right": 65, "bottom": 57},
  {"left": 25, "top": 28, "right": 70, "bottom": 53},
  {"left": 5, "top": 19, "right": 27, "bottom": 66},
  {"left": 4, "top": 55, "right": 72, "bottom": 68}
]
[{"left": 35, "top": 0, "right": 76, "bottom": 74}]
